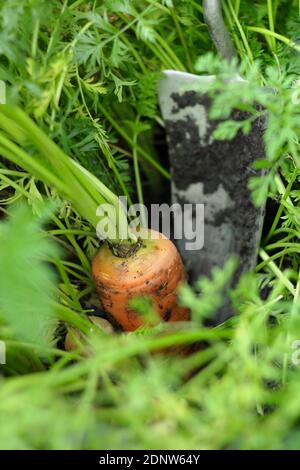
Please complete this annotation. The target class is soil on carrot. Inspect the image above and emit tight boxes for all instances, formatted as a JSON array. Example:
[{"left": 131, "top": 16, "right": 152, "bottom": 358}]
[{"left": 92, "top": 230, "right": 189, "bottom": 331}]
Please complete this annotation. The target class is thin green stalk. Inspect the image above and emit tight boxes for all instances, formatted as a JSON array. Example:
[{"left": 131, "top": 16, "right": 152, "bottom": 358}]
[
  {"left": 100, "top": 5, "right": 154, "bottom": 50},
  {"left": 120, "top": 33, "right": 148, "bottom": 74},
  {"left": 65, "top": 21, "right": 93, "bottom": 52},
  {"left": 170, "top": 9, "right": 193, "bottom": 72},
  {"left": 133, "top": 118, "right": 146, "bottom": 227},
  {"left": 77, "top": 286, "right": 93, "bottom": 299},
  {"left": 54, "top": 303, "right": 93, "bottom": 334},
  {"left": 55, "top": 259, "right": 83, "bottom": 311},
  {"left": 46, "top": 0, "right": 68, "bottom": 56},
  {"left": 247, "top": 26, "right": 300, "bottom": 53},
  {"left": 69, "top": 0, "right": 86, "bottom": 8},
  {"left": 75, "top": 64, "right": 131, "bottom": 199},
  {"left": 31, "top": 18, "right": 40, "bottom": 58},
  {"left": 282, "top": 267, "right": 300, "bottom": 384},
  {"left": 227, "top": 0, "right": 254, "bottom": 64},
  {"left": 267, "top": 0, "right": 276, "bottom": 51},
  {"left": 154, "top": 33, "right": 186, "bottom": 71},
  {"left": 97, "top": 102, "right": 170, "bottom": 180},
  {"left": 184, "top": 350, "right": 232, "bottom": 389},
  {"left": 77, "top": 368, "right": 99, "bottom": 416},
  {"left": 265, "top": 242, "right": 300, "bottom": 251},
  {"left": 234, "top": 0, "right": 240, "bottom": 15},
  {"left": 142, "top": 37, "right": 177, "bottom": 69},
  {"left": 265, "top": 169, "right": 298, "bottom": 242},
  {"left": 259, "top": 249, "right": 295, "bottom": 295},
  {"left": 0, "top": 172, "right": 37, "bottom": 205},
  {"left": 100, "top": 145, "right": 133, "bottom": 206},
  {"left": 271, "top": 228, "right": 300, "bottom": 239},
  {"left": 52, "top": 263, "right": 89, "bottom": 284},
  {"left": 222, "top": 2, "right": 245, "bottom": 59},
  {"left": 61, "top": 260, "right": 91, "bottom": 274},
  {"left": 5, "top": 340, "right": 75, "bottom": 359},
  {"left": 116, "top": 12, "right": 178, "bottom": 70},
  {"left": 144, "top": 0, "right": 170, "bottom": 14},
  {"left": 190, "top": 0, "right": 203, "bottom": 13},
  {"left": 51, "top": 214, "right": 90, "bottom": 271},
  {"left": 256, "top": 249, "right": 300, "bottom": 271},
  {"left": 50, "top": 354, "right": 81, "bottom": 373},
  {"left": 49, "top": 229, "right": 96, "bottom": 237},
  {"left": 0, "top": 169, "right": 28, "bottom": 177},
  {"left": 51, "top": 260, "right": 91, "bottom": 282}
]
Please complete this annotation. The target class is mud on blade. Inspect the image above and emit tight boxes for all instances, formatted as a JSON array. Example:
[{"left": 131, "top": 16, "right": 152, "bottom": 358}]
[{"left": 158, "top": 71, "right": 265, "bottom": 322}]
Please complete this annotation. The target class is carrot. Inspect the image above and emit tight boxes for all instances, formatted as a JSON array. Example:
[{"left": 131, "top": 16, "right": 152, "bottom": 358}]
[
  {"left": 0, "top": 108, "right": 190, "bottom": 334},
  {"left": 92, "top": 229, "right": 190, "bottom": 332}
]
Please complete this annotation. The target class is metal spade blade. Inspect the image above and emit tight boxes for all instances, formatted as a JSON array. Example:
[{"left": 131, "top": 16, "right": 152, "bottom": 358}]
[{"left": 158, "top": 0, "right": 265, "bottom": 323}]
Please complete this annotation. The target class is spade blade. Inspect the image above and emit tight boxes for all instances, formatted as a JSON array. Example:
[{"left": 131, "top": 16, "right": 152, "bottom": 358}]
[{"left": 158, "top": 70, "right": 265, "bottom": 322}]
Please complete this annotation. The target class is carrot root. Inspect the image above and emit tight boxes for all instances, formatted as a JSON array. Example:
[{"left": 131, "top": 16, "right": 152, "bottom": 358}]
[{"left": 92, "top": 229, "right": 190, "bottom": 332}]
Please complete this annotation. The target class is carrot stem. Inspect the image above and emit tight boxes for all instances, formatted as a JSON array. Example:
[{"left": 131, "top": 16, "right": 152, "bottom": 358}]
[{"left": 0, "top": 106, "right": 137, "bottom": 247}]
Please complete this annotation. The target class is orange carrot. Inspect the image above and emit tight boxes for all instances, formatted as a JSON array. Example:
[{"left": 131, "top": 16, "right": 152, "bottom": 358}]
[
  {"left": 92, "top": 229, "right": 190, "bottom": 331},
  {"left": 0, "top": 108, "right": 189, "bottom": 336}
]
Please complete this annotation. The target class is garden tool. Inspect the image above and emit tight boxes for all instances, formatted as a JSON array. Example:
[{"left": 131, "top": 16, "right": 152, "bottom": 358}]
[{"left": 158, "top": 0, "right": 265, "bottom": 323}]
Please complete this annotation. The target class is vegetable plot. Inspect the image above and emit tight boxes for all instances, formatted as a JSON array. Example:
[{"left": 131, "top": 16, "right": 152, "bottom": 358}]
[{"left": 1, "top": 0, "right": 300, "bottom": 451}]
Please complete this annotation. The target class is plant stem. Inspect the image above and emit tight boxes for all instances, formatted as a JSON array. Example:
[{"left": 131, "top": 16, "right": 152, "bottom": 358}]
[
  {"left": 98, "top": 102, "right": 170, "bottom": 180},
  {"left": 267, "top": 0, "right": 276, "bottom": 51},
  {"left": 256, "top": 248, "right": 300, "bottom": 271},
  {"left": 132, "top": 118, "right": 146, "bottom": 227},
  {"left": 190, "top": 0, "right": 203, "bottom": 13},
  {"left": 234, "top": 0, "right": 240, "bottom": 15},
  {"left": 120, "top": 34, "right": 148, "bottom": 74},
  {"left": 247, "top": 26, "right": 300, "bottom": 53},
  {"left": 154, "top": 34, "right": 186, "bottom": 71},
  {"left": 75, "top": 67, "right": 133, "bottom": 204},
  {"left": 259, "top": 249, "right": 295, "bottom": 295},
  {"left": 282, "top": 267, "right": 300, "bottom": 385},
  {"left": 51, "top": 213, "right": 90, "bottom": 271},
  {"left": 31, "top": 18, "right": 40, "bottom": 58},
  {"left": 116, "top": 12, "right": 180, "bottom": 70},
  {"left": 170, "top": 9, "right": 193, "bottom": 72},
  {"left": 227, "top": 0, "right": 254, "bottom": 64},
  {"left": 222, "top": 2, "right": 245, "bottom": 59},
  {"left": 265, "top": 169, "right": 298, "bottom": 242}
]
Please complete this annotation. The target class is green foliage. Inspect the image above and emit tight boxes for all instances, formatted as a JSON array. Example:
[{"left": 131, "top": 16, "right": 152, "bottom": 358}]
[
  {"left": 195, "top": 53, "right": 300, "bottom": 206},
  {"left": 2, "top": 0, "right": 300, "bottom": 451},
  {"left": 0, "top": 219, "right": 300, "bottom": 449},
  {"left": 180, "top": 258, "right": 238, "bottom": 322},
  {"left": 129, "top": 295, "right": 160, "bottom": 327},
  {"left": 0, "top": 105, "right": 132, "bottom": 240},
  {"left": 0, "top": 204, "right": 58, "bottom": 346}
]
